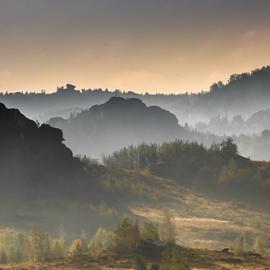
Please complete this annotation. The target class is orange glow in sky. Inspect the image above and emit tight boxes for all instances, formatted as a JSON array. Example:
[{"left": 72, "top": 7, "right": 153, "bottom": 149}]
[{"left": 0, "top": 0, "right": 270, "bottom": 93}]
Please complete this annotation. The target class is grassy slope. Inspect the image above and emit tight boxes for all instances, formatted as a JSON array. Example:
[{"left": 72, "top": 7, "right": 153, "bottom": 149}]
[
  {"left": 0, "top": 169, "right": 270, "bottom": 269},
  {"left": 0, "top": 168, "right": 269, "bottom": 249},
  {"left": 101, "top": 169, "right": 270, "bottom": 250}
]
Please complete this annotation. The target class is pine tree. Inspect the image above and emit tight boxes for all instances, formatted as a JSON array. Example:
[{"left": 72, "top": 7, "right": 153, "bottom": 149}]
[
  {"left": 133, "top": 256, "right": 147, "bottom": 270},
  {"left": 0, "top": 251, "right": 7, "bottom": 264},
  {"left": 233, "top": 235, "right": 246, "bottom": 255},
  {"left": 140, "top": 222, "right": 159, "bottom": 241},
  {"left": 160, "top": 212, "right": 176, "bottom": 244},
  {"left": 8, "top": 247, "right": 20, "bottom": 263},
  {"left": 68, "top": 239, "right": 87, "bottom": 257},
  {"left": 42, "top": 233, "right": 52, "bottom": 259},
  {"left": 58, "top": 234, "right": 68, "bottom": 256},
  {"left": 89, "top": 228, "right": 113, "bottom": 254},
  {"left": 53, "top": 240, "right": 64, "bottom": 258},
  {"left": 113, "top": 217, "right": 140, "bottom": 253},
  {"left": 15, "top": 233, "right": 26, "bottom": 262},
  {"left": 27, "top": 226, "right": 43, "bottom": 262},
  {"left": 253, "top": 236, "right": 265, "bottom": 256},
  {"left": 160, "top": 245, "right": 190, "bottom": 270},
  {"left": 27, "top": 226, "right": 52, "bottom": 262}
]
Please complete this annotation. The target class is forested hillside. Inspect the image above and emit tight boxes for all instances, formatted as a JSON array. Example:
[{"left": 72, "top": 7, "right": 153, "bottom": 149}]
[
  {"left": 0, "top": 103, "right": 270, "bottom": 267},
  {"left": 103, "top": 139, "right": 270, "bottom": 206},
  {"left": 47, "top": 97, "right": 216, "bottom": 158}
]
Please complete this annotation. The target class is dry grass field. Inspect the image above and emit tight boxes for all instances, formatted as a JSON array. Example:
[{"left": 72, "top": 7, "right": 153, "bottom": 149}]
[
  {"left": 0, "top": 171, "right": 269, "bottom": 269},
  {"left": 129, "top": 173, "right": 270, "bottom": 251},
  {"left": 0, "top": 250, "right": 269, "bottom": 270}
]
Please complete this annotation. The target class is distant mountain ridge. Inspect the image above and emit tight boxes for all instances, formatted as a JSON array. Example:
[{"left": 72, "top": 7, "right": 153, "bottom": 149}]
[
  {"left": 2, "top": 66, "right": 270, "bottom": 125},
  {"left": 195, "top": 108, "right": 270, "bottom": 136}
]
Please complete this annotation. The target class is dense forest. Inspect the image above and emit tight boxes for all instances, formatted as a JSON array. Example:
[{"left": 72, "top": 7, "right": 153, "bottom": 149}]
[{"left": 103, "top": 139, "right": 270, "bottom": 205}]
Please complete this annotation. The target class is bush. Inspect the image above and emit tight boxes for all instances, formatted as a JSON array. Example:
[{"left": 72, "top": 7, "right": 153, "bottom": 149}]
[
  {"left": 68, "top": 239, "right": 88, "bottom": 257},
  {"left": 140, "top": 222, "right": 159, "bottom": 241},
  {"left": 160, "top": 245, "right": 190, "bottom": 270},
  {"left": 89, "top": 228, "right": 113, "bottom": 254},
  {"left": 112, "top": 217, "right": 140, "bottom": 253}
]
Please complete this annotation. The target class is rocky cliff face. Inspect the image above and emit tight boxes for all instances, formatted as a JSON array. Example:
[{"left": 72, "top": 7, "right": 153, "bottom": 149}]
[{"left": 0, "top": 103, "right": 84, "bottom": 195}]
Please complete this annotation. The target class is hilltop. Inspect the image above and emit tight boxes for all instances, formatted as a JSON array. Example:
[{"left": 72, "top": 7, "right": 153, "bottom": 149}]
[{"left": 47, "top": 97, "right": 195, "bottom": 158}]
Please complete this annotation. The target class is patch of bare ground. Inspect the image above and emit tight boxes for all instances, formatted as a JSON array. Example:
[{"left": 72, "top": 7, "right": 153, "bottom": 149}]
[
  {"left": 131, "top": 204, "right": 268, "bottom": 250},
  {"left": 130, "top": 174, "right": 270, "bottom": 250},
  {"left": 0, "top": 253, "right": 133, "bottom": 270}
]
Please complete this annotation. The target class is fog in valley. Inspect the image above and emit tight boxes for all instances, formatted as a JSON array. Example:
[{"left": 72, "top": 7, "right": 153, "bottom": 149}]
[
  {"left": 1, "top": 66, "right": 270, "bottom": 270},
  {"left": 1, "top": 1, "right": 270, "bottom": 268}
]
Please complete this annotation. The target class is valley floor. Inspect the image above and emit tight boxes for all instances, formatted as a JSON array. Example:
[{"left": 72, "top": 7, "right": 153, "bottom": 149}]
[{"left": 0, "top": 250, "right": 269, "bottom": 270}]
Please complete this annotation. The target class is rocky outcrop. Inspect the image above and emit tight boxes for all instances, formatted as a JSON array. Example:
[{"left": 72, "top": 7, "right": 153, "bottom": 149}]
[{"left": 0, "top": 103, "right": 84, "bottom": 194}]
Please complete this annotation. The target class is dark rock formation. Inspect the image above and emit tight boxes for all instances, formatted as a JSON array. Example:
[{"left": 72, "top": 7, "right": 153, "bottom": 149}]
[{"left": 0, "top": 103, "right": 84, "bottom": 195}]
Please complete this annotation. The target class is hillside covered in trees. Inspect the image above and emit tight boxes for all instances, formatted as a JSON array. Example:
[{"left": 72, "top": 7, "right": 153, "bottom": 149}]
[
  {"left": 0, "top": 103, "right": 270, "bottom": 269},
  {"left": 103, "top": 139, "right": 270, "bottom": 206},
  {"left": 0, "top": 101, "right": 270, "bottom": 249},
  {"left": 47, "top": 97, "right": 215, "bottom": 158},
  {"left": 1, "top": 103, "right": 269, "bottom": 214}
]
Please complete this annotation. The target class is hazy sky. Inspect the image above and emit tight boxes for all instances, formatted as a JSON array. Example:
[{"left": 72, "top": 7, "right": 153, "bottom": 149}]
[{"left": 1, "top": 0, "right": 270, "bottom": 93}]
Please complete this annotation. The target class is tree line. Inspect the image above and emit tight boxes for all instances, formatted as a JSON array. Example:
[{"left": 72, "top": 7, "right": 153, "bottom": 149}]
[
  {"left": 103, "top": 139, "right": 270, "bottom": 204},
  {"left": 0, "top": 214, "right": 267, "bottom": 268},
  {"left": 103, "top": 139, "right": 238, "bottom": 173},
  {"left": 0, "top": 214, "right": 191, "bottom": 270}
]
